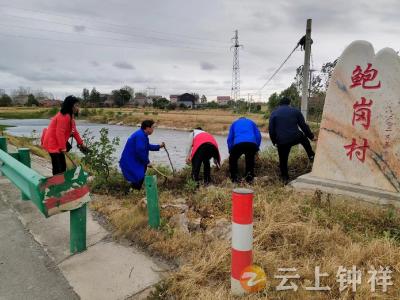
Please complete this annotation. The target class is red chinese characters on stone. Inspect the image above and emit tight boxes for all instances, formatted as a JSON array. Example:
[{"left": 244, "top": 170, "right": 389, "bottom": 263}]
[
  {"left": 352, "top": 97, "right": 373, "bottom": 130},
  {"left": 350, "top": 63, "right": 381, "bottom": 89},
  {"left": 344, "top": 138, "right": 369, "bottom": 162}
]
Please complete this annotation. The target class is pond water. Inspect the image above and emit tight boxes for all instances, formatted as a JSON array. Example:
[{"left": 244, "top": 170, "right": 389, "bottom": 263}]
[{"left": 0, "top": 118, "right": 271, "bottom": 170}]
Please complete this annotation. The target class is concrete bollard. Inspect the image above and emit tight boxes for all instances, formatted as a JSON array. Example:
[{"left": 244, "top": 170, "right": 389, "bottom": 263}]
[
  {"left": 145, "top": 175, "right": 160, "bottom": 229},
  {"left": 231, "top": 188, "right": 254, "bottom": 296},
  {"left": 18, "top": 148, "right": 31, "bottom": 201}
]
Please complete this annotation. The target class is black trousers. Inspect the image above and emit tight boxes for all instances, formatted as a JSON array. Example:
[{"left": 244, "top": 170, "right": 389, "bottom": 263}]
[
  {"left": 131, "top": 178, "right": 145, "bottom": 190},
  {"left": 191, "top": 143, "right": 218, "bottom": 184},
  {"left": 229, "top": 142, "right": 258, "bottom": 183},
  {"left": 277, "top": 134, "right": 314, "bottom": 180},
  {"left": 50, "top": 152, "right": 67, "bottom": 175}
]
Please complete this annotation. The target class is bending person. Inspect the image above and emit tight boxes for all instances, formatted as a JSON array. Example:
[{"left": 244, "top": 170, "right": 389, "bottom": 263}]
[
  {"left": 119, "top": 120, "right": 165, "bottom": 190},
  {"left": 227, "top": 117, "right": 261, "bottom": 183},
  {"left": 186, "top": 127, "right": 220, "bottom": 185}
]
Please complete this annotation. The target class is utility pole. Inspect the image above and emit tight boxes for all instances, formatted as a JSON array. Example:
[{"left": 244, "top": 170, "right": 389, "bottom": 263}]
[
  {"left": 301, "top": 19, "right": 312, "bottom": 121},
  {"left": 231, "top": 30, "right": 242, "bottom": 102}
]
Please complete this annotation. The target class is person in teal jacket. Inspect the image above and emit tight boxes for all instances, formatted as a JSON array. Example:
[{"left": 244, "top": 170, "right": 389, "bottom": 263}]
[
  {"left": 119, "top": 120, "right": 165, "bottom": 189},
  {"left": 227, "top": 117, "right": 261, "bottom": 183}
]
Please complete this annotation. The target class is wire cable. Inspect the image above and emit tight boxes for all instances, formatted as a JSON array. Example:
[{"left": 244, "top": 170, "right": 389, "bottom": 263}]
[
  {"left": 0, "top": 5, "right": 229, "bottom": 45},
  {"left": 259, "top": 43, "right": 299, "bottom": 90}
]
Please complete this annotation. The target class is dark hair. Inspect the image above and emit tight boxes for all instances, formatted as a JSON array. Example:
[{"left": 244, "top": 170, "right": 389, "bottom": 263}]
[
  {"left": 195, "top": 127, "right": 203, "bottom": 130},
  {"left": 141, "top": 119, "right": 155, "bottom": 130},
  {"left": 60, "top": 95, "right": 79, "bottom": 115},
  {"left": 279, "top": 97, "right": 291, "bottom": 105}
]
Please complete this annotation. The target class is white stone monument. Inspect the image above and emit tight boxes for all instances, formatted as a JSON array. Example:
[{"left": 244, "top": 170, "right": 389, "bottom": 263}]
[{"left": 292, "top": 40, "right": 400, "bottom": 206}]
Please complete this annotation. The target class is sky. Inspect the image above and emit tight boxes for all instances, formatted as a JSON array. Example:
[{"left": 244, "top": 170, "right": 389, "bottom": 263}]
[{"left": 0, "top": 0, "right": 399, "bottom": 101}]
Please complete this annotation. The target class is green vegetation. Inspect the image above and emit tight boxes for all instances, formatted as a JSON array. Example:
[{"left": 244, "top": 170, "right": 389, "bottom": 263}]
[{"left": 0, "top": 107, "right": 58, "bottom": 119}]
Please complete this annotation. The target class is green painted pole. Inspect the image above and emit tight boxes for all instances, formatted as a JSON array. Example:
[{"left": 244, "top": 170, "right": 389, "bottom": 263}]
[
  {"left": 0, "top": 136, "right": 7, "bottom": 176},
  {"left": 18, "top": 148, "right": 31, "bottom": 201},
  {"left": 70, "top": 204, "right": 87, "bottom": 254},
  {"left": 0, "top": 136, "right": 7, "bottom": 152},
  {"left": 145, "top": 175, "right": 160, "bottom": 229}
]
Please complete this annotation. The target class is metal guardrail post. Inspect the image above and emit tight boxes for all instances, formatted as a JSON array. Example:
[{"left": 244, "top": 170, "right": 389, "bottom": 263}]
[
  {"left": 0, "top": 136, "right": 7, "bottom": 152},
  {"left": 70, "top": 203, "right": 87, "bottom": 254},
  {"left": 145, "top": 175, "right": 160, "bottom": 229},
  {"left": 0, "top": 136, "right": 6, "bottom": 176},
  {"left": 18, "top": 148, "right": 31, "bottom": 201}
]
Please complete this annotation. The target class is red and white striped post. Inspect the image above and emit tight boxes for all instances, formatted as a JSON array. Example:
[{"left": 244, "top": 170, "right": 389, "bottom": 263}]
[{"left": 231, "top": 188, "right": 253, "bottom": 295}]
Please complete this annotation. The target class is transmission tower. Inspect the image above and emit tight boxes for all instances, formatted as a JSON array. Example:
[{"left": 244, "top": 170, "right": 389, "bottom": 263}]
[{"left": 231, "top": 30, "right": 242, "bottom": 102}]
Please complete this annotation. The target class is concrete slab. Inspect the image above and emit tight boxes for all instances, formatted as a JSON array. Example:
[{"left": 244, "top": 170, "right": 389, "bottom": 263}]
[
  {"left": 0, "top": 181, "right": 109, "bottom": 262},
  {"left": 290, "top": 173, "right": 400, "bottom": 207},
  {"left": 1, "top": 147, "right": 169, "bottom": 299},
  {"left": 59, "top": 241, "right": 166, "bottom": 300},
  {"left": 0, "top": 188, "right": 78, "bottom": 300}
]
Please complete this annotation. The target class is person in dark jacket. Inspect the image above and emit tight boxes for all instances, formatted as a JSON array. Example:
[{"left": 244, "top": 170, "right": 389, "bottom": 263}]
[
  {"left": 227, "top": 117, "right": 261, "bottom": 183},
  {"left": 268, "top": 97, "right": 316, "bottom": 182},
  {"left": 119, "top": 120, "right": 165, "bottom": 190},
  {"left": 186, "top": 127, "right": 221, "bottom": 185}
]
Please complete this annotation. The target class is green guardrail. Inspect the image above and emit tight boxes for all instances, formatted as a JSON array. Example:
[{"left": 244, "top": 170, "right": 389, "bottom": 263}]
[{"left": 0, "top": 136, "right": 90, "bottom": 254}]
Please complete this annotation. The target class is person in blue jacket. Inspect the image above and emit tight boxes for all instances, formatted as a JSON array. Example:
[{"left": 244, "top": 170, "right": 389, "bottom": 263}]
[
  {"left": 268, "top": 97, "right": 316, "bottom": 182},
  {"left": 119, "top": 120, "right": 165, "bottom": 190},
  {"left": 227, "top": 117, "right": 261, "bottom": 183}
]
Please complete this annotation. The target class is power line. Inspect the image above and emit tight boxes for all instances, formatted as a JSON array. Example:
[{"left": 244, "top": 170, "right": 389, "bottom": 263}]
[
  {"left": 259, "top": 43, "right": 299, "bottom": 90},
  {"left": 3, "top": 10, "right": 226, "bottom": 48},
  {"left": 1, "top": 13, "right": 227, "bottom": 51},
  {"left": 0, "top": 5, "right": 230, "bottom": 45},
  {"left": 0, "top": 24, "right": 223, "bottom": 54}
]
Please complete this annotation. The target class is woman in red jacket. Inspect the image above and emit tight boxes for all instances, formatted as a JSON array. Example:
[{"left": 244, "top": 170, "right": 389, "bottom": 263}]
[{"left": 42, "top": 95, "right": 87, "bottom": 175}]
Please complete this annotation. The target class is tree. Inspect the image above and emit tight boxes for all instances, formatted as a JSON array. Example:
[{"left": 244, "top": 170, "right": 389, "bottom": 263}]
[
  {"left": 280, "top": 83, "right": 301, "bottom": 108},
  {"left": 267, "top": 84, "right": 301, "bottom": 112},
  {"left": 121, "top": 85, "right": 134, "bottom": 98},
  {"left": 152, "top": 97, "right": 170, "bottom": 109},
  {"left": 26, "top": 94, "right": 39, "bottom": 106},
  {"left": 82, "top": 88, "right": 90, "bottom": 103},
  {"left": 200, "top": 95, "right": 207, "bottom": 103},
  {"left": 89, "top": 87, "right": 100, "bottom": 105},
  {"left": 112, "top": 88, "right": 132, "bottom": 107},
  {"left": 0, "top": 94, "right": 12, "bottom": 107},
  {"left": 267, "top": 92, "right": 280, "bottom": 112}
]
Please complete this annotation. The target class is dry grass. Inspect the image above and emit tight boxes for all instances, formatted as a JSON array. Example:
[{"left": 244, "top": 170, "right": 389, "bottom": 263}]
[
  {"left": 90, "top": 148, "right": 400, "bottom": 299},
  {"left": 5, "top": 134, "right": 49, "bottom": 158},
  {"left": 87, "top": 108, "right": 267, "bottom": 134}
]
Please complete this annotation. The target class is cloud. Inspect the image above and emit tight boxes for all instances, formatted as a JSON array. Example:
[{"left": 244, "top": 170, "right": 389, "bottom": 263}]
[
  {"left": 73, "top": 25, "right": 86, "bottom": 32},
  {"left": 200, "top": 62, "right": 217, "bottom": 70},
  {"left": 91, "top": 61, "right": 100, "bottom": 67},
  {"left": 113, "top": 62, "right": 135, "bottom": 70}
]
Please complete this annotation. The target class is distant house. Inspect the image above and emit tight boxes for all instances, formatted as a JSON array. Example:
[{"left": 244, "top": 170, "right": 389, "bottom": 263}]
[
  {"left": 169, "top": 95, "right": 179, "bottom": 104},
  {"left": 131, "top": 95, "right": 150, "bottom": 106},
  {"left": 177, "top": 93, "right": 198, "bottom": 108},
  {"left": 13, "top": 95, "right": 29, "bottom": 105},
  {"left": 103, "top": 95, "right": 116, "bottom": 107},
  {"left": 39, "top": 99, "right": 62, "bottom": 107},
  {"left": 217, "top": 96, "right": 231, "bottom": 106}
]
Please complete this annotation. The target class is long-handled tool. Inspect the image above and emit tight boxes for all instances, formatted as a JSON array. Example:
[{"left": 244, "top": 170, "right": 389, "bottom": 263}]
[
  {"left": 150, "top": 165, "right": 170, "bottom": 179},
  {"left": 164, "top": 146, "right": 176, "bottom": 175},
  {"left": 65, "top": 152, "right": 78, "bottom": 168}
]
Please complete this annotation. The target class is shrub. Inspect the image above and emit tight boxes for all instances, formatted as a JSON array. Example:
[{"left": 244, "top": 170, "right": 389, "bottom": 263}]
[{"left": 81, "top": 127, "right": 120, "bottom": 178}]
